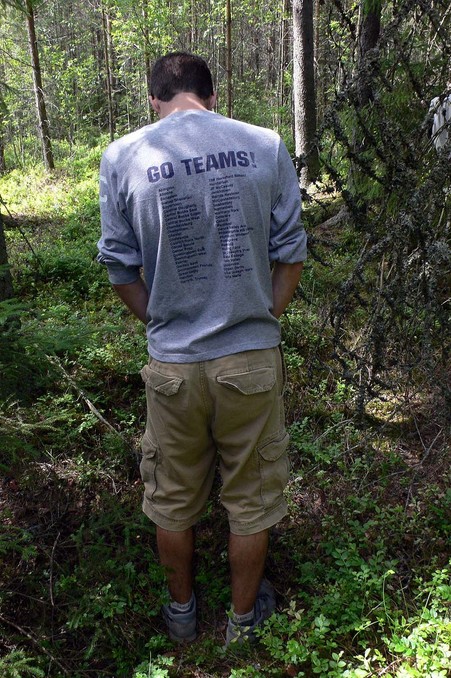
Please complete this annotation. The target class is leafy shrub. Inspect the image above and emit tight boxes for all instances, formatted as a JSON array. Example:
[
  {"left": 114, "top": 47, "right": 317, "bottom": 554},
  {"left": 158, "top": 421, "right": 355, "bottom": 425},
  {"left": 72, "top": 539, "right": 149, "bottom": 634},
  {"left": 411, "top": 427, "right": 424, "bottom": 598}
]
[
  {"left": 54, "top": 499, "right": 167, "bottom": 675},
  {"left": 256, "top": 565, "right": 450, "bottom": 677}
]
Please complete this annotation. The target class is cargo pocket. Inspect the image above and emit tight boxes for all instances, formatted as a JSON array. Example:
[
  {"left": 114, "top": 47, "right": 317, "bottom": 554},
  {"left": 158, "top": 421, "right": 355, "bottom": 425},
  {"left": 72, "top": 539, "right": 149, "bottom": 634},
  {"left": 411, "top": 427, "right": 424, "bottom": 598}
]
[
  {"left": 141, "top": 364, "right": 184, "bottom": 396},
  {"left": 140, "top": 433, "right": 158, "bottom": 500},
  {"left": 216, "top": 367, "right": 276, "bottom": 394},
  {"left": 258, "top": 431, "right": 290, "bottom": 508}
]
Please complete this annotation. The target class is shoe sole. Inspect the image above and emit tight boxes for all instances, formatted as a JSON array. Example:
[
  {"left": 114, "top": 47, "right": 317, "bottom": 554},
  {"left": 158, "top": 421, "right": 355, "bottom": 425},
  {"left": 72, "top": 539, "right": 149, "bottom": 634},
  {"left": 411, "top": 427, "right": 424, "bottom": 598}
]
[{"left": 168, "top": 629, "right": 197, "bottom": 643}]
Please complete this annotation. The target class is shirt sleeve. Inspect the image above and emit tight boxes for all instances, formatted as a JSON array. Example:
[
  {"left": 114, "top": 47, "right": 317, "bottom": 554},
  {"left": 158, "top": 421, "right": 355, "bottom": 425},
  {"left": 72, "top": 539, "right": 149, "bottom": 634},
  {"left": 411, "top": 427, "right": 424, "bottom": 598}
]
[
  {"left": 269, "top": 139, "right": 307, "bottom": 264},
  {"left": 96, "top": 153, "right": 142, "bottom": 284}
]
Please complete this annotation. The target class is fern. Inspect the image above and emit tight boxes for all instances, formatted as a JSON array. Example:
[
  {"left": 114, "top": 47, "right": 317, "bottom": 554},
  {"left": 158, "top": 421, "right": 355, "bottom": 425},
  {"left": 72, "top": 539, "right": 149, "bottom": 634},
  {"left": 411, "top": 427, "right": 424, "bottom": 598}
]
[{"left": 0, "top": 651, "right": 44, "bottom": 678}]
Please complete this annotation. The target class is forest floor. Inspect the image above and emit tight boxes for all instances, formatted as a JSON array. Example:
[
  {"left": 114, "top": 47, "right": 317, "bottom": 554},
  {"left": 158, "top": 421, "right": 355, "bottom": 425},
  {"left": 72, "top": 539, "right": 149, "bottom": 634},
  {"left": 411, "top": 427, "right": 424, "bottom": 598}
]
[{"left": 0, "top": 147, "right": 450, "bottom": 678}]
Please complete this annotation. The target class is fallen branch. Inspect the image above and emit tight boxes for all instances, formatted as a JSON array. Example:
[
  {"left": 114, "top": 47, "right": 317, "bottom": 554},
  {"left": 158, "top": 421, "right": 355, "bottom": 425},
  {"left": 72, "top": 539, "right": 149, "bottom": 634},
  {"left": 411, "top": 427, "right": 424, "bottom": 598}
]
[
  {"left": 0, "top": 612, "right": 69, "bottom": 675},
  {"left": 46, "top": 354, "right": 123, "bottom": 437},
  {"left": 316, "top": 205, "right": 350, "bottom": 231},
  {"left": 49, "top": 531, "right": 60, "bottom": 608}
]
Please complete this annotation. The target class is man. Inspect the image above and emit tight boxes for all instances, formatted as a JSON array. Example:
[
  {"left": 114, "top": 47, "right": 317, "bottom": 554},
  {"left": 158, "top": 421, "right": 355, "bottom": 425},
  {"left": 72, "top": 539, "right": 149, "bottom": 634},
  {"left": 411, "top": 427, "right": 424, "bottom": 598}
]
[{"left": 97, "top": 52, "right": 307, "bottom": 645}]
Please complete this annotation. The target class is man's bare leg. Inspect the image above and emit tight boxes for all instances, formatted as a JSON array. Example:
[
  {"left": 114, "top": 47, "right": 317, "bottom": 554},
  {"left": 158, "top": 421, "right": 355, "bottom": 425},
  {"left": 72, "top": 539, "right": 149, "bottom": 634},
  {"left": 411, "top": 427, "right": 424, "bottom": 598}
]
[
  {"left": 157, "top": 526, "right": 194, "bottom": 604},
  {"left": 229, "top": 529, "right": 269, "bottom": 614}
]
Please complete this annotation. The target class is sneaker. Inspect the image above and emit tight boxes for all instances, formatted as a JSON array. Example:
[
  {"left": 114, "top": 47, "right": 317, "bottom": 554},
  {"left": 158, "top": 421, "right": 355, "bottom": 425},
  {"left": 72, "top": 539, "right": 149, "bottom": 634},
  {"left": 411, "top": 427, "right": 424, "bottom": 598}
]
[
  {"left": 226, "top": 579, "right": 276, "bottom": 646},
  {"left": 162, "top": 593, "right": 197, "bottom": 643}
]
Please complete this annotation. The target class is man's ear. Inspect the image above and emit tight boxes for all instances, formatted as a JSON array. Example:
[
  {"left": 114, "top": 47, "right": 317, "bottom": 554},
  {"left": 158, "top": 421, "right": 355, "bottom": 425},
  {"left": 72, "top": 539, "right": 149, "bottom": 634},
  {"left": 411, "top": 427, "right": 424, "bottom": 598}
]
[
  {"left": 150, "top": 96, "right": 161, "bottom": 114},
  {"left": 207, "top": 91, "right": 217, "bottom": 110}
]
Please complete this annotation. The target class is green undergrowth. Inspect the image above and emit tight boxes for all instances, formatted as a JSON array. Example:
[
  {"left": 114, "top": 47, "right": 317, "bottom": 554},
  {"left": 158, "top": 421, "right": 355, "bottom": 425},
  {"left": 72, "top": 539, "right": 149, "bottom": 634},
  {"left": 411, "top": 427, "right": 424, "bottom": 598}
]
[{"left": 0, "top": 150, "right": 449, "bottom": 677}]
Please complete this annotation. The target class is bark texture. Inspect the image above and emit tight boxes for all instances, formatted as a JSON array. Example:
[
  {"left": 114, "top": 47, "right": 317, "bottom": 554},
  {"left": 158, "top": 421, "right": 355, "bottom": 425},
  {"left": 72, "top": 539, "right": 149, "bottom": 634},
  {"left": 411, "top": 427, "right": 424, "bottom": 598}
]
[
  {"left": 25, "top": 0, "right": 55, "bottom": 170},
  {"left": 292, "top": 0, "right": 320, "bottom": 186},
  {"left": 0, "top": 213, "right": 13, "bottom": 302}
]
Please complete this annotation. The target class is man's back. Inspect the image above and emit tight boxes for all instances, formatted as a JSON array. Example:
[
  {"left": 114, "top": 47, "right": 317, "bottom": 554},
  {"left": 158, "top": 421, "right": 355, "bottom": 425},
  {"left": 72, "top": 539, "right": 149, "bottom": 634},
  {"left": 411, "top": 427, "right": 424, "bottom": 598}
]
[{"left": 98, "top": 110, "right": 306, "bottom": 362}]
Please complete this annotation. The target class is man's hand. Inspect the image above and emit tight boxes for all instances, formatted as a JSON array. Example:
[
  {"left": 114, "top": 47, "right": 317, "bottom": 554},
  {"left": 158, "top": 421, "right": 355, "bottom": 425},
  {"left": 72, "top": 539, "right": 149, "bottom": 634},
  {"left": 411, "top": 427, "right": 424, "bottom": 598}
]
[
  {"left": 112, "top": 278, "right": 149, "bottom": 325},
  {"left": 271, "top": 261, "right": 304, "bottom": 319}
]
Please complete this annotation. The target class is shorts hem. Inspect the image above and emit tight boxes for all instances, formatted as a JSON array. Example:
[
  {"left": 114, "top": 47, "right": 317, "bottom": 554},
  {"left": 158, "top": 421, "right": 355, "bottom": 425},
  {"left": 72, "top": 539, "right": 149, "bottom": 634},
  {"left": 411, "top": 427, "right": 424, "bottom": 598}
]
[
  {"left": 142, "top": 499, "right": 203, "bottom": 532},
  {"left": 228, "top": 499, "right": 288, "bottom": 536}
]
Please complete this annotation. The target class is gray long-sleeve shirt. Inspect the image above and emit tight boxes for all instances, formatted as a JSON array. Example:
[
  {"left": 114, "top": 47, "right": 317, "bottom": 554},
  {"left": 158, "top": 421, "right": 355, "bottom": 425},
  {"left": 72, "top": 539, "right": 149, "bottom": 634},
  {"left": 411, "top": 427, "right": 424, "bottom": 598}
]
[{"left": 97, "top": 109, "right": 307, "bottom": 362}]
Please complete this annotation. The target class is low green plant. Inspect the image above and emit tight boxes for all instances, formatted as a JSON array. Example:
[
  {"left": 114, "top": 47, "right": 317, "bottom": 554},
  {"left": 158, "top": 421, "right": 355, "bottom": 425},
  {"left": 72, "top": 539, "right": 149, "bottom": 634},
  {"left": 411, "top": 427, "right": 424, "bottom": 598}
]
[
  {"left": 0, "top": 298, "right": 34, "bottom": 401},
  {"left": 229, "top": 667, "right": 269, "bottom": 677},
  {"left": 53, "top": 500, "right": 166, "bottom": 674},
  {"left": 133, "top": 653, "right": 174, "bottom": 678},
  {"left": 256, "top": 562, "right": 450, "bottom": 678},
  {"left": 195, "top": 547, "right": 230, "bottom": 608},
  {"left": 132, "top": 636, "right": 174, "bottom": 677},
  {"left": 381, "top": 568, "right": 451, "bottom": 678},
  {"left": 0, "top": 517, "right": 38, "bottom": 562},
  {"left": 289, "top": 417, "right": 347, "bottom": 465},
  {"left": 0, "top": 651, "right": 44, "bottom": 678}
]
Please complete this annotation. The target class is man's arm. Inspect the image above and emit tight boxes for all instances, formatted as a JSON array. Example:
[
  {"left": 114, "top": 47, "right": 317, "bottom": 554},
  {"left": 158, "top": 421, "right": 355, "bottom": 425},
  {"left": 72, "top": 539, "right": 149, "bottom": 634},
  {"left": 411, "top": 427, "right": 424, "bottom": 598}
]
[
  {"left": 271, "top": 261, "right": 304, "bottom": 319},
  {"left": 112, "top": 278, "right": 149, "bottom": 325}
]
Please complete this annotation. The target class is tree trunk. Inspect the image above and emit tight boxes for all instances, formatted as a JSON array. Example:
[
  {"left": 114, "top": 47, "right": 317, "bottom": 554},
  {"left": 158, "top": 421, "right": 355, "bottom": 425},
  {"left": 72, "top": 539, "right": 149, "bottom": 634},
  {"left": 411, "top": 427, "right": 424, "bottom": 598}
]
[
  {"left": 357, "top": 0, "right": 382, "bottom": 106},
  {"left": 25, "top": 0, "right": 55, "bottom": 171},
  {"left": 292, "top": 0, "right": 320, "bottom": 186},
  {"left": 0, "top": 119, "right": 6, "bottom": 174},
  {"left": 101, "top": 3, "right": 115, "bottom": 141},
  {"left": 190, "top": 0, "right": 197, "bottom": 49},
  {"left": 314, "top": 0, "right": 324, "bottom": 126},
  {"left": 0, "top": 58, "right": 7, "bottom": 174},
  {"left": 225, "top": 0, "right": 232, "bottom": 118},
  {"left": 349, "top": 0, "right": 382, "bottom": 191},
  {"left": 0, "top": 213, "right": 13, "bottom": 302},
  {"left": 142, "top": 0, "right": 153, "bottom": 123},
  {"left": 280, "top": 0, "right": 291, "bottom": 112}
]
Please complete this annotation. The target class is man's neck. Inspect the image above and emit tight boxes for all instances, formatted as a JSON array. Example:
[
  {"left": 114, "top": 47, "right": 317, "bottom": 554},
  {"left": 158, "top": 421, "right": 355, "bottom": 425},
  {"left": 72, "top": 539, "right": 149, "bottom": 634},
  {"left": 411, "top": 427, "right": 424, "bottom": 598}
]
[{"left": 155, "top": 92, "right": 215, "bottom": 119}]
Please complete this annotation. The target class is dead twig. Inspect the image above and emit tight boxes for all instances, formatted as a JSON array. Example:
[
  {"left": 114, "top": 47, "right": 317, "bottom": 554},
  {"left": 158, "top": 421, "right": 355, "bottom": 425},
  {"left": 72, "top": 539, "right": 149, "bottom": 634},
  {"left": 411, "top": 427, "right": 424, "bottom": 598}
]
[
  {"left": 0, "top": 196, "right": 44, "bottom": 271},
  {"left": 49, "top": 531, "right": 60, "bottom": 608},
  {"left": 0, "top": 612, "right": 70, "bottom": 675},
  {"left": 46, "top": 355, "right": 123, "bottom": 437}
]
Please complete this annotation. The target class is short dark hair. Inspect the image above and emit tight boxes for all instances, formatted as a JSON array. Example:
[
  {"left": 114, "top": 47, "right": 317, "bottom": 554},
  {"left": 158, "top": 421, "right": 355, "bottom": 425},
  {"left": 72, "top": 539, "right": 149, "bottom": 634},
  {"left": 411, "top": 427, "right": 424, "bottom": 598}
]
[{"left": 150, "top": 52, "right": 214, "bottom": 102}]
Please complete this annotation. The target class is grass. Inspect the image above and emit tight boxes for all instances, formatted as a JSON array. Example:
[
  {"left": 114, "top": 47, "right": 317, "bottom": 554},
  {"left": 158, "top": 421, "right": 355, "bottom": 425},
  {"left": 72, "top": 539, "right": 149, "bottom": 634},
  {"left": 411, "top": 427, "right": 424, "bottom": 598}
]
[{"left": 0, "top": 143, "right": 450, "bottom": 677}]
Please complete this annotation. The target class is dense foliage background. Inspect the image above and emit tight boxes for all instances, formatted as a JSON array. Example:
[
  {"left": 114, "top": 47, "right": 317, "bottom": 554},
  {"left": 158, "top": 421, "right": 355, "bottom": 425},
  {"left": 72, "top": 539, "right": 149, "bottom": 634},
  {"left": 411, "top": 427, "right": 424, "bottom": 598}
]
[{"left": 0, "top": 0, "right": 449, "bottom": 676}]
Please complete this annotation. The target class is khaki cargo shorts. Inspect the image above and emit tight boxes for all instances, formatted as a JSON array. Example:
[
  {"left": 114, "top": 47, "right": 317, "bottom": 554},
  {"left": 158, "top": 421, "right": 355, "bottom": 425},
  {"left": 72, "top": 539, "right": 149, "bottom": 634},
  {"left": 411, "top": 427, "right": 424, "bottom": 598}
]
[{"left": 140, "top": 346, "right": 289, "bottom": 535}]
